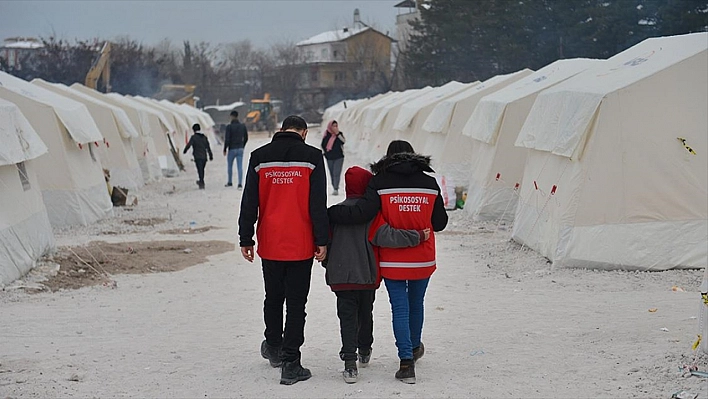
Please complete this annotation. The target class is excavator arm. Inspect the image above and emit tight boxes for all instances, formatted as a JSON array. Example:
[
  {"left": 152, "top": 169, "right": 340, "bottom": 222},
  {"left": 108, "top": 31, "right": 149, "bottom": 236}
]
[{"left": 85, "top": 42, "right": 112, "bottom": 92}]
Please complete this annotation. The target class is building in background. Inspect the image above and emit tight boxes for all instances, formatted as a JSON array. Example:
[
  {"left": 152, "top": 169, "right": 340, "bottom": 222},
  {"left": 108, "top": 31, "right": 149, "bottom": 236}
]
[
  {"left": 0, "top": 37, "right": 44, "bottom": 70},
  {"left": 285, "top": 9, "right": 395, "bottom": 121},
  {"left": 392, "top": 0, "right": 425, "bottom": 90}
]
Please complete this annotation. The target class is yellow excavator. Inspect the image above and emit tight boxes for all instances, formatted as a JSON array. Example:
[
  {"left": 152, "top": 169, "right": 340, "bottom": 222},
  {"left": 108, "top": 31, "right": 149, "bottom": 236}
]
[
  {"left": 246, "top": 93, "right": 279, "bottom": 132},
  {"left": 159, "top": 84, "right": 196, "bottom": 106},
  {"left": 85, "top": 41, "right": 111, "bottom": 92}
]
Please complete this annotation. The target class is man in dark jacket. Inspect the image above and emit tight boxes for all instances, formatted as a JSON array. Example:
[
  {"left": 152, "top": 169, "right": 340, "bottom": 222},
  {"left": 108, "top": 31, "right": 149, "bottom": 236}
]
[
  {"left": 183, "top": 123, "right": 213, "bottom": 189},
  {"left": 223, "top": 111, "right": 248, "bottom": 188},
  {"left": 238, "top": 115, "right": 329, "bottom": 386}
]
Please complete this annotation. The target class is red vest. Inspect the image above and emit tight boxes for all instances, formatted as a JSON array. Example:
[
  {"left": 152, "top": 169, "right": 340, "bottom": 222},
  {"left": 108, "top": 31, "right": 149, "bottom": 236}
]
[
  {"left": 377, "top": 187, "right": 438, "bottom": 280},
  {"left": 255, "top": 161, "right": 315, "bottom": 261}
]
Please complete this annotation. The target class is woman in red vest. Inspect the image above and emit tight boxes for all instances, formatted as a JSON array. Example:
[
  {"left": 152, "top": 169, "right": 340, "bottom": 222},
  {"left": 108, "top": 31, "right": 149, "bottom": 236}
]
[{"left": 328, "top": 140, "right": 448, "bottom": 384}]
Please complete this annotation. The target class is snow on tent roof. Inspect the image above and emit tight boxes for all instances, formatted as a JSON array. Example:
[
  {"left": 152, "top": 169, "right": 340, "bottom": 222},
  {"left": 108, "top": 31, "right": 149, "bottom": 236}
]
[
  {"left": 516, "top": 32, "right": 708, "bottom": 158},
  {"left": 32, "top": 80, "right": 140, "bottom": 140},
  {"left": 463, "top": 58, "right": 603, "bottom": 145},
  {"left": 0, "top": 71, "right": 103, "bottom": 144},
  {"left": 297, "top": 26, "right": 370, "bottom": 46},
  {"left": 0, "top": 97, "right": 47, "bottom": 166},
  {"left": 204, "top": 101, "right": 246, "bottom": 112},
  {"left": 393, "top": 81, "right": 467, "bottom": 131}
]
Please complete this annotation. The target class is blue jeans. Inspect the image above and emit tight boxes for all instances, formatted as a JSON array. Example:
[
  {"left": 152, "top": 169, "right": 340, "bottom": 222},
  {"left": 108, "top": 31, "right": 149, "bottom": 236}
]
[
  {"left": 384, "top": 278, "right": 430, "bottom": 360},
  {"left": 227, "top": 148, "right": 244, "bottom": 185}
]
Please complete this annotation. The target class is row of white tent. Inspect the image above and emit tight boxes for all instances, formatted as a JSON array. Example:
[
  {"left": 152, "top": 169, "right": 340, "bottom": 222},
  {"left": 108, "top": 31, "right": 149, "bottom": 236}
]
[
  {"left": 0, "top": 71, "right": 216, "bottom": 285},
  {"left": 323, "top": 32, "right": 707, "bottom": 272}
]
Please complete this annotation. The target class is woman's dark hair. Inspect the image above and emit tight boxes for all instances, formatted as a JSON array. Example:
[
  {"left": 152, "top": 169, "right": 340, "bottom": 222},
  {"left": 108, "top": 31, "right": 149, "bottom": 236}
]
[
  {"left": 192, "top": 123, "right": 201, "bottom": 132},
  {"left": 386, "top": 140, "right": 415, "bottom": 156}
]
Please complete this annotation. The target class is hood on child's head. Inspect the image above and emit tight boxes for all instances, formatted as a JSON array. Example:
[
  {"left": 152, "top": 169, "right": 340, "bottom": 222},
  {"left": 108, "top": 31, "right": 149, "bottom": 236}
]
[{"left": 345, "top": 166, "right": 373, "bottom": 198}]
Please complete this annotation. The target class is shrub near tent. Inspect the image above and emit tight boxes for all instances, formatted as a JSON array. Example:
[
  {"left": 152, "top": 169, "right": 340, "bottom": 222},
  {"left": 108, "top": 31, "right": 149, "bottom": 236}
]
[
  {"left": 512, "top": 32, "right": 708, "bottom": 271},
  {"left": 0, "top": 98, "right": 55, "bottom": 285}
]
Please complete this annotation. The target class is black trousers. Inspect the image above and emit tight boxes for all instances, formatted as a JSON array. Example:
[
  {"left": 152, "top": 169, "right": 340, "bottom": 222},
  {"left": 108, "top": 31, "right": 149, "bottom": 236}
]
[
  {"left": 335, "top": 290, "right": 376, "bottom": 361},
  {"left": 262, "top": 258, "right": 313, "bottom": 362},
  {"left": 195, "top": 158, "right": 207, "bottom": 183}
]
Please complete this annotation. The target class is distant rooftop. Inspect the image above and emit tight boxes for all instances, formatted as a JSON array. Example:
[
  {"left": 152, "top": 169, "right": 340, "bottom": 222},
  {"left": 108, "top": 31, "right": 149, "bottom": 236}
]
[
  {"left": 2, "top": 37, "right": 43, "bottom": 50},
  {"left": 297, "top": 25, "right": 370, "bottom": 46}
]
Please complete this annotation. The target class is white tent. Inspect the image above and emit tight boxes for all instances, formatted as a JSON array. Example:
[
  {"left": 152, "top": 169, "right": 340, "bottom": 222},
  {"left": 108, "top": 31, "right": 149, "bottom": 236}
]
[
  {"left": 422, "top": 69, "right": 534, "bottom": 187},
  {"left": 364, "top": 87, "right": 442, "bottom": 162},
  {"left": 0, "top": 72, "right": 113, "bottom": 228},
  {"left": 33, "top": 80, "right": 145, "bottom": 190},
  {"left": 136, "top": 97, "right": 192, "bottom": 149},
  {"left": 512, "top": 32, "right": 707, "bottom": 270},
  {"left": 358, "top": 89, "right": 429, "bottom": 161},
  {"left": 461, "top": 59, "right": 603, "bottom": 221},
  {"left": 130, "top": 95, "right": 190, "bottom": 163},
  {"left": 71, "top": 83, "right": 164, "bottom": 182},
  {"left": 104, "top": 93, "right": 180, "bottom": 177},
  {"left": 392, "top": 81, "right": 475, "bottom": 152},
  {"left": 0, "top": 98, "right": 55, "bottom": 285},
  {"left": 339, "top": 92, "right": 395, "bottom": 155},
  {"left": 176, "top": 103, "right": 218, "bottom": 144}
]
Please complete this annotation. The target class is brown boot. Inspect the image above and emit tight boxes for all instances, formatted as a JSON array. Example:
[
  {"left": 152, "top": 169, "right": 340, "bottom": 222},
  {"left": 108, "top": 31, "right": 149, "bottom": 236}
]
[
  {"left": 395, "top": 359, "right": 416, "bottom": 384},
  {"left": 413, "top": 342, "right": 425, "bottom": 362}
]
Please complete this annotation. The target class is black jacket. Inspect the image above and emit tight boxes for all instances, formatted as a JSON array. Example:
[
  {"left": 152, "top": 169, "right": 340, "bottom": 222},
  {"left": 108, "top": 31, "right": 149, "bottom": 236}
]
[
  {"left": 238, "top": 131, "right": 329, "bottom": 258},
  {"left": 321, "top": 132, "right": 345, "bottom": 160},
  {"left": 327, "top": 152, "right": 448, "bottom": 232},
  {"left": 224, "top": 120, "right": 248, "bottom": 151},
  {"left": 183, "top": 132, "right": 213, "bottom": 160}
]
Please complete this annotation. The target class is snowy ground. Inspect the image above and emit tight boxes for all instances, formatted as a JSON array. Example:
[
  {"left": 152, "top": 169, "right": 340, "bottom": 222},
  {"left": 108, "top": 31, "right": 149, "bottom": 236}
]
[{"left": 1, "top": 132, "right": 706, "bottom": 398}]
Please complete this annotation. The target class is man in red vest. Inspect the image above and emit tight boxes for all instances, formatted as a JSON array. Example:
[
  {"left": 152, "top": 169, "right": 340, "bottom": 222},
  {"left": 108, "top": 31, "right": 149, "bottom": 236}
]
[{"left": 238, "top": 115, "right": 329, "bottom": 385}]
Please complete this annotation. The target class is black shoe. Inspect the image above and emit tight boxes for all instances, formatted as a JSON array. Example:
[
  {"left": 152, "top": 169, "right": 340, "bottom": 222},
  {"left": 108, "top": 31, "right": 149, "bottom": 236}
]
[
  {"left": 413, "top": 342, "right": 425, "bottom": 362},
  {"left": 358, "top": 349, "right": 371, "bottom": 368},
  {"left": 343, "top": 360, "right": 358, "bottom": 384},
  {"left": 260, "top": 340, "right": 282, "bottom": 368},
  {"left": 280, "top": 359, "right": 311, "bottom": 385},
  {"left": 395, "top": 359, "right": 416, "bottom": 384},
  {"left": 225, "top": 183, "right": 233, "bottom": 187},
  {"left": 237, "top": 184, "right": 243, "bottom": 190}
]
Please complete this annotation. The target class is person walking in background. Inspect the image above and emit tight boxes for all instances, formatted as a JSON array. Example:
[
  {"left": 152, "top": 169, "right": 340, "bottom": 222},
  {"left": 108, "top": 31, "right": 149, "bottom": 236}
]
[
  {"left": 321, "top": 120, "right": 345, "bottom": 196},
  {"left": 324, "top": 165, "right": 430, "bottom": 384},
  {"left": 223, "top": 111, "right": 248, "bottom": 188},
  {"left": 183, "top": 123, "right": 213, "bottom": 190},
  {"left": 238, "top": 115, "right": 329, "bottom": 386},
  {"left": 327, "top": 140, "right": 448, "bottom": 384}
]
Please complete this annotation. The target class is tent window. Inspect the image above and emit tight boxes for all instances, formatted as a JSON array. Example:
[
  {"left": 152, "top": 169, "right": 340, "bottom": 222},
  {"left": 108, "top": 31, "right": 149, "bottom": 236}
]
[
  {"left": 17, "top": 162, "right": 30, "bottom": 191},
  {"left": 88, "top": 143, "right": 97, "bottom": 162}
]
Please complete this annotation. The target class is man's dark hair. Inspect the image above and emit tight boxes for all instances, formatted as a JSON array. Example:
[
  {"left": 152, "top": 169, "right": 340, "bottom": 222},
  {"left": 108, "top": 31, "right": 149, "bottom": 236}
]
[
  {"left": 281, "top": 115, "right": 308, "bottom": 132},
  {"left": 193, "top": 123, "right": 201, "bottom": 132},
  {"left": 386, "top": 140, "right": 415, "bottom": 156},
  {"left": 230, "top": 111, "right": 238, "bottom": 118}
]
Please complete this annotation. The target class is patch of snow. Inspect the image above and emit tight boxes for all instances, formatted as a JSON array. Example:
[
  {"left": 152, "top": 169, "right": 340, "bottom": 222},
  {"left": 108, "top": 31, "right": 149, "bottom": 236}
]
[{"left": 204, "top": 101, "right": 246, "bottom": 112}]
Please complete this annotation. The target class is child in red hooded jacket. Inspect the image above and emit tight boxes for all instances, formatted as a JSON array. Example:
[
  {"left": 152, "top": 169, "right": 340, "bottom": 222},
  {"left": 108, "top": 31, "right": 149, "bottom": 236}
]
[{"left": 324, "top": 166, "right": 429, "bottom": 384}]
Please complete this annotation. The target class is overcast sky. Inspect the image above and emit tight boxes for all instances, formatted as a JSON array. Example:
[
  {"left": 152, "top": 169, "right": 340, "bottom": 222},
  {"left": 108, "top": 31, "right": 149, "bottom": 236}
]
[{"left": 0, "top": 1, "right": 402, "bottom": 48}]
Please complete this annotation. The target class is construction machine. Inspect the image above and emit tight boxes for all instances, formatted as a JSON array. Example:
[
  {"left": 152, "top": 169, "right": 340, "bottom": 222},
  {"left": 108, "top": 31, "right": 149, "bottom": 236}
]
[
  {"left": 246, "top": 93, "right": 279, "bottom": 133},
  {"left": 158, "top": 84, "right": 197, "bottom": 106},
  {"left": 85, "top": 41, "right": 111, "bottom": 92}
]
